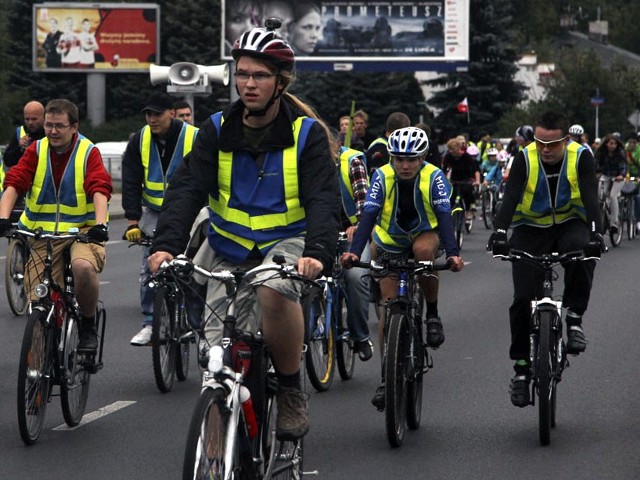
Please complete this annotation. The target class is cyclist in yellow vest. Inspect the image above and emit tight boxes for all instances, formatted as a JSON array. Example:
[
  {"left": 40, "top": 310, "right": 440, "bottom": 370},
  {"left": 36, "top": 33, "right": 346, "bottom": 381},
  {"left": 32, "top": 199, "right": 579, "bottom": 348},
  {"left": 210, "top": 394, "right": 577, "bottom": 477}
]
[
  {"left": 337, "top": 144, "right": 374, "bottom": 360},
  {"left": 0, "top": 99, "right": 112, "bottom": 353},
  {"left": 3, "top": 101, "right": 46, "bottom": 168},
  {"left": 122, "top": 92, "right": 199, "bottom": 346},
  {"left": 364, "top": 111, "right": 410, "bottom": 177},
  {"left": 487, "top": 111, "right": 605, "bottom": 408},
  {"left": 148, "top": 22, "right": 339, "bottom": 441},
  {"left": 341, "top": 127, "right": 464, "bottom": 411}
]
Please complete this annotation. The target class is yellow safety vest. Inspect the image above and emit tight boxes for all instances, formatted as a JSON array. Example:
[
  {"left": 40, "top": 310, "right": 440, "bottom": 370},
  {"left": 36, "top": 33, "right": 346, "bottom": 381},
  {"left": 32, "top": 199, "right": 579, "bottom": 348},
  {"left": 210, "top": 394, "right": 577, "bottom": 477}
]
[
  {"left": 512, "top": 142, "right": 585, "bottom": 227},
  {"left": 19, "top": 137, "right": 100, "bottom": 233}
]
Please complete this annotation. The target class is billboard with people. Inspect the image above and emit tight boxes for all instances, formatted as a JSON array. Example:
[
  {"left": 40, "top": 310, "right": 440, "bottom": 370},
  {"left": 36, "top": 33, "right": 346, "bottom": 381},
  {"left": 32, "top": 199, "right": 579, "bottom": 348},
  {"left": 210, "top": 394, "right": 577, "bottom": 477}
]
[
  {"left": 33, "top": 3, "right": 160, "bottom": 73},
  {"left": 221, "top": 0, "right": 469, "bottom": 72}
]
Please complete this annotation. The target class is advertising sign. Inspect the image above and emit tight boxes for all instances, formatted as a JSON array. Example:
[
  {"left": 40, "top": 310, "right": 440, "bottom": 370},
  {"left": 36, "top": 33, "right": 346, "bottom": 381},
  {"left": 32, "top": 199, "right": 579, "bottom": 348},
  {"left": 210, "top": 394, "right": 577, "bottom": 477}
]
[
  {"left": 33, "top": 3, "right": 160, "bottom": 73},
  {"left": 221, "top": 0, "right": 469, "bottom": 72}
]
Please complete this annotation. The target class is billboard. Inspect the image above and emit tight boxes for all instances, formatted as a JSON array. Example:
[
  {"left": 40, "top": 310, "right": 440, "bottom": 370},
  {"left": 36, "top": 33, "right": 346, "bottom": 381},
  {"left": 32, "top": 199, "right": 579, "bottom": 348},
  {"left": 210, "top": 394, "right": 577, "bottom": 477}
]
[
  {"left": 221, "top": 0, "right": 469, "bottom": 72},
  {"left": 33, "top": 3, "right": 160, "bottom": 73}
]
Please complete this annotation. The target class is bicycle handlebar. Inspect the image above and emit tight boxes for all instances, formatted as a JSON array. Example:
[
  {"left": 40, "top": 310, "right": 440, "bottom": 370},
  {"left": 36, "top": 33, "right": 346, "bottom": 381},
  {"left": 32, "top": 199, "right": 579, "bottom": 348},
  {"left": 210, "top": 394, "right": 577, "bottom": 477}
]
[
  {"left": 493, "top": 248, "right": 599, "bottom": 264},
  {"left": 7, "top": 227, "right": 99, "bottom": 244},
  {"left": 349, "top": 258, "right": 453, "bottom": 275}
]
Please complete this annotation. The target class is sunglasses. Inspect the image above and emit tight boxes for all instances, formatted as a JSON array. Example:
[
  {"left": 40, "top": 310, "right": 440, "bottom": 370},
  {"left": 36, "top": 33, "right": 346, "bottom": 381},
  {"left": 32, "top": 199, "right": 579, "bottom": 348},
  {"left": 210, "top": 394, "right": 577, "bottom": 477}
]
[{"left": 533, "top": 135, "right": 567, "bottom": 149}]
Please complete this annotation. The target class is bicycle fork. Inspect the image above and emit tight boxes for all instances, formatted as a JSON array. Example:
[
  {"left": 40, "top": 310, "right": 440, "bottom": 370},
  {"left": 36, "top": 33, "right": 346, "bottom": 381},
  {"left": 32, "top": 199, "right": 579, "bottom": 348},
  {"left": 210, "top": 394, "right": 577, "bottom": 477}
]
[{"left": 529, "top": 300, "right": 564, "bottom": 404}]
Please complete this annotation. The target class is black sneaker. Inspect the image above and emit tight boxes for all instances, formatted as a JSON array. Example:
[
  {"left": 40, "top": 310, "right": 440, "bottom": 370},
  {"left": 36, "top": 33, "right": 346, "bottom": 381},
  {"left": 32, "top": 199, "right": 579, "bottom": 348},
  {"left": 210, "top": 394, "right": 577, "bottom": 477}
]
[
  {"left": 78, "top": 318, "right": 98, "bottom": 353},
  {"left": 371, "top": 384, "right": 385, "bottom": 411},
  {"left": 509, "top": 374, "right": 530, "bottom": 407},
  {"left": 354, "top": 339, "right": 373, "bottom": 361},
  {"left": 276, "top": 387, "right": 310, "bottom": 441},
  {"left": 566, "top": 325, "right": 587, "bottom": 354},
  {"left": 425, "top": 316, "right": 445, "bottom": 348}
]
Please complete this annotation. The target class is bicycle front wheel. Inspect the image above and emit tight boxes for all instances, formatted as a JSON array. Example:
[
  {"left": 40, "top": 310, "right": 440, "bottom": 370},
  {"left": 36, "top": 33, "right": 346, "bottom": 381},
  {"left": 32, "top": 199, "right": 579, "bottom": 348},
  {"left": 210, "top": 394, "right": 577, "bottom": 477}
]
[
  {"left": 625, "top": 197, "right": 636, "bottom": 241},
  {"left": 452, "top": 208, "right": 464, "bottom": 250},
  {"left": 302, "top": 288, "right": 335, "bottom": 392},
  {"left": 335, "top": 293, "right": 355, "bottom": 380},
  {"left": 152, "top": 288, "right": 177, "bottom": 393},
  {"left": 17, "top": 308, "right": 53, "bottom": 445},
  {"left": 60, "top": 315, "right": 91, "bottom": 427},
  {"left": 482, "top": 190, "right": 494, "bottom": 229},
  {"left": 175, "top": 297, "right": 191, "bottom": 382},
  {"left": 385, "top": 312, "right": 410, "bottom": 448},
  {"left": 537, "top": 310, "right": 554, "bottom": 446},
  {"left": 182, "top": 387, "right": 233, "bottom": 480},
  {"left": 5, "top": 238, "right": 28, "bottom": 316}
]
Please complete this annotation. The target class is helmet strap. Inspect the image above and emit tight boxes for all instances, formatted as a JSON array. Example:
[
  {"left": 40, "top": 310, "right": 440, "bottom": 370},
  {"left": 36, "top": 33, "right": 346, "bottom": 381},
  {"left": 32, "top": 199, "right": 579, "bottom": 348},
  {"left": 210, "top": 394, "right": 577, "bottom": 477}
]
[{"left": 244, "top": 83, "right": 283, "bottom": 119}]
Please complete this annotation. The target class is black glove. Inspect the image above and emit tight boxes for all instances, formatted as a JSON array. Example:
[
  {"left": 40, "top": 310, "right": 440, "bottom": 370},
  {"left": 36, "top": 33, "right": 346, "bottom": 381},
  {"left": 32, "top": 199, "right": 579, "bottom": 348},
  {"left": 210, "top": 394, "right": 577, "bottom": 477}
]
[
  {"left": 584, "top": 232, "right": 607, "bottom": 258},
  {"left": 0, "top": 218, "right": 13, "bottom": 237},
  {"left": 87, "top": 224, "right": 109, "bottom": 242},
  {"left": 487, "top": 228, "right": 508, "bottom": 254}
]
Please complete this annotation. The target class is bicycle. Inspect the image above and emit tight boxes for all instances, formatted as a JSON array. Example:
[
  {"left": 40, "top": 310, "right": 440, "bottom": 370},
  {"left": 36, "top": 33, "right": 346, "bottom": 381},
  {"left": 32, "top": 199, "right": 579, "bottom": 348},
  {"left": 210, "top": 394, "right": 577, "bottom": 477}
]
[
  {"left": 10, "top": 228, "right": 106, "bottom": 445},
  {"left": 620, "top": 178, "right": 638, "bottom": 241},
  {"left": 130, "top": 237, "right": 196, "bottom": 393},
  {"left": 5, "top": 206, "right": 29, "bottom": 315},
  {"left": 354, "top": 257, "right": 451, "bottom": 448},
  {"left": 598, "top": 177, "right": 623, "bottom": 247},
  {"left": 168, "top": 255, "right": 321, "bottom": 479},
  {"left": 302, "top": 232, "right": 356, "bottom": 392},
  {"left": 480, "top": 182, "right": 496, "bottom": 230},
  {"left": 493, "top": 247, "right": 601, "bottom": 445}
]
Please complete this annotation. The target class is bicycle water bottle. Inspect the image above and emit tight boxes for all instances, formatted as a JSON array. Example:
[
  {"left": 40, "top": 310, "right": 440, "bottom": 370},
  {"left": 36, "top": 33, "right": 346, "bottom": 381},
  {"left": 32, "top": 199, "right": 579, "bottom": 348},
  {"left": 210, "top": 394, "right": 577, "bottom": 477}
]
[
  {"left": 208, "top": 345, "right": 224, "bottom": 373},
  {"left": 239, "top": 385, "right": 258, "bottom": 439}
]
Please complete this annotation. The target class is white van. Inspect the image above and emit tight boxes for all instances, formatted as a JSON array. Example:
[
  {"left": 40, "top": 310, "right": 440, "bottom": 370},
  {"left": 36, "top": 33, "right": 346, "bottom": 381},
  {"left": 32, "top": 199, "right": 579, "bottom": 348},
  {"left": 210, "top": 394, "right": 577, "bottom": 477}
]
[{"left": 95, "top": 141, "right": 128, "bottom": 192}]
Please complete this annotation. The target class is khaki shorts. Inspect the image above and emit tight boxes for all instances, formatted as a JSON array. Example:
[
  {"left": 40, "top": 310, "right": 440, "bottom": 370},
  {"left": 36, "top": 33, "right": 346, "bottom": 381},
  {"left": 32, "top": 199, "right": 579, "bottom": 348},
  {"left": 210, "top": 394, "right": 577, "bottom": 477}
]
[
  {"left": 25, "top": 238, "right": 106, "bottom": 301},
  {"left": 194, "top": 236, "right": 306, "bottom": 346}
]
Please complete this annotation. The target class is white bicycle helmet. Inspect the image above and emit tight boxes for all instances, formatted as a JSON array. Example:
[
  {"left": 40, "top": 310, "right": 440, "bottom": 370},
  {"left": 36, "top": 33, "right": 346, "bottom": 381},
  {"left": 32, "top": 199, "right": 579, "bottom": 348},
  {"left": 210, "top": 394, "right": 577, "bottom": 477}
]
[
  {"left": 487, "top": 147, "right": 499, "bottom": 156},
  {"left": 569, "top": 124, "right": 584, "bottom": 136},
  {"left": 232, "top": 23, "right": 295, "bottom": 72},
  {"left": 387, "top": 127, "right": 429, "bottom": 157}
]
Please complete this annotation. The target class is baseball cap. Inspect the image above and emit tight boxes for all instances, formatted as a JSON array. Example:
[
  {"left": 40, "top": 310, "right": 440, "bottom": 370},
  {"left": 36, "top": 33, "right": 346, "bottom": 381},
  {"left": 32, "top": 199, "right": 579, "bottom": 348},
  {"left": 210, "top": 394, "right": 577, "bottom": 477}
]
[{"left": 142, "top": 93, "right": 174, "bottom": 113}]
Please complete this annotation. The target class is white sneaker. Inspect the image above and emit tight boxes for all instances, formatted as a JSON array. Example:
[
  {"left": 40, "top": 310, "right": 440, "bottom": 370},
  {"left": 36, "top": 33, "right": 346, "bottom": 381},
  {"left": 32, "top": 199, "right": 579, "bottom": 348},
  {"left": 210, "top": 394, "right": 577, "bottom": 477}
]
[
  {"left": 636, "top": 221, "right": 640, "bottom": 232},
  {"left": 130, "top": 325, "right": 152, "bottom": 346}
]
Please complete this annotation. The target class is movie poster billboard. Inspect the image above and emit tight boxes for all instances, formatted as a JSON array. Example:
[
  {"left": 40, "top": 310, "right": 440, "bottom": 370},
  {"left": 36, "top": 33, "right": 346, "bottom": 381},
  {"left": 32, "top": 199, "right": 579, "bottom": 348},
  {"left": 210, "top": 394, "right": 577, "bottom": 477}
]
[
  {"left": 221, "top": 0, "right": 469, "bottom": 72},
  {"left": 33, "top": 3, "right": 160, "bottom": 73}
]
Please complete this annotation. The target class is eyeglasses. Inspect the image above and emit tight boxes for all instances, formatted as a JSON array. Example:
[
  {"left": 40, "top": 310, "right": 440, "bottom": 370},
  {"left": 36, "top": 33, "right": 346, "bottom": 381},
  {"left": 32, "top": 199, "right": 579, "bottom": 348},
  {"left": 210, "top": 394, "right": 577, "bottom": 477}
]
[
  {"left": 235, "top": 71, "right": 277, "bottom": 83},
  {"left": 44, "top": 123, "right": 72, "bottom": 131},
  {"left": 533, "top": 135, "right": 567, "bottom": 149}
]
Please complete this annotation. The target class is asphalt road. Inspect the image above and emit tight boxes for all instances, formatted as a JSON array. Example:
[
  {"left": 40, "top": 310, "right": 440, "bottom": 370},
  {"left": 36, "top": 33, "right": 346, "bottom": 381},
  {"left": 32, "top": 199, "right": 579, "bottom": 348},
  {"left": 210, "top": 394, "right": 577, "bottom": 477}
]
[{"left": 1, "top": 217, "right": 639, "bottom": 479}]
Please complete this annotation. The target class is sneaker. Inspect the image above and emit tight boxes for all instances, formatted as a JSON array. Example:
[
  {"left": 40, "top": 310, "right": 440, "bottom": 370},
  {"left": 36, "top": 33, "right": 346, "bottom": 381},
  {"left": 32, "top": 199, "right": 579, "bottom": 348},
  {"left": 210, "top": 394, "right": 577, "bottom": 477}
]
[
  {"left": 509, "top": 374, "right": 531, "bottom": 407},
  {"left": 130, "top": 325, "right": 153, "bottom": 346},
  {"left": 198, "top": 337, "right": 209, "bottom": 369},
  {"left": 77, "top": 317, "right": 98, "bottom": 353},
  {"left": 566, "top": 325, "right": 587, "bottom": 354},
  {"left": 276, "top": 387, "right": 310, "bottom": 441},
  {"left": 425, "top": 316, "right": 445, "bottom": 348},
  {"left": 371, "top": 384, "right": 385, "bottom": 411},
  {"left": 610, "top": 224, "right": 619, "bottom": 234},
  {"left": 354, "top": 339, "right": 373, "bottom": 361}
]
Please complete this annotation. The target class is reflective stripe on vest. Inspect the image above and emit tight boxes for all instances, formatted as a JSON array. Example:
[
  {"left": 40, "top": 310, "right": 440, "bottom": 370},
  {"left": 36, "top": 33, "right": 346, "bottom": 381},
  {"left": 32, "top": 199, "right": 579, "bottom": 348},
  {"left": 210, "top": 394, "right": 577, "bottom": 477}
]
[
  {"left": 372, "top": 162, "right": 439, "bottom": 252},
  {"left": 338, "top": 146, "right": 369, "bottom": 225},
  {"left": 19, "top": 137, "right": 98, "bottom": 233},
  {"left": 512, "top": 141, "right": 584, "bottom": 227},
  {"left": 207, "top": 112, "right": 309, "bottom": 262},
  {"left": 16, "top": 126, "right": 26, "bottom": 141},
  {"left": 140, "top": 123, "right": 198, "bottom": 210}
]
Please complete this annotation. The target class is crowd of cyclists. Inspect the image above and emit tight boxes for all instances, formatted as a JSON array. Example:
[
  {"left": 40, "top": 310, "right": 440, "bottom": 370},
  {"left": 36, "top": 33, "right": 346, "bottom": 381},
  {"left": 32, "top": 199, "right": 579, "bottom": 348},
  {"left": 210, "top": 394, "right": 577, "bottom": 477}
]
[{"left": 1, "top": 18, "right": 638, "bottom": 456}]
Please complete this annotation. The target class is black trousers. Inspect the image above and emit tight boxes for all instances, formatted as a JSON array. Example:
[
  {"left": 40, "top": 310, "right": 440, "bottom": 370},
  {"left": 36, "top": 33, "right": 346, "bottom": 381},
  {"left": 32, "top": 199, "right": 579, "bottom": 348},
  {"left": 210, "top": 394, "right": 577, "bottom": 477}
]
[{"left": 508, "top": 220, "right": 596, "bottom": 360}]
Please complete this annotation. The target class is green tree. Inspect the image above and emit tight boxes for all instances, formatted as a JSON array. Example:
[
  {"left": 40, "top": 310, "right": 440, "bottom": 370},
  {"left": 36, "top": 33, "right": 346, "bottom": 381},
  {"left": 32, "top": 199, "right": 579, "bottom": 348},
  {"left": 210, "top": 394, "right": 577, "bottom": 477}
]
[{"left": 425, "top": 0, "right": 525, "bottom": 140}]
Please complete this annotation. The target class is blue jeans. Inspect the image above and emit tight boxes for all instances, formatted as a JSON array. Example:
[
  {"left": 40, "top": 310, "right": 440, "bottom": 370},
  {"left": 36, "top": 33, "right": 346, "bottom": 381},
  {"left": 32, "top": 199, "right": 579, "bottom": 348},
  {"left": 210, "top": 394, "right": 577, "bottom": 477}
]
[{"left": 340, "top": 241, "right": 371, "bottom": 342}]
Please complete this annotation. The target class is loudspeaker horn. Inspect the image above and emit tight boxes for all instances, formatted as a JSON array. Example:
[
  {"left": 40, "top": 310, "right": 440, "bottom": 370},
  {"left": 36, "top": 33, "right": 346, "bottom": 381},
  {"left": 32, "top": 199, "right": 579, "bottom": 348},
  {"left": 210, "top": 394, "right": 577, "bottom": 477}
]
[
  {"left": 199, "top": 64, "right": 230, "bottom": 86},
  {"left": 149, "top": 64, "right": 171, "bottom": 86},
  {"left": 168, "top": 62, "right": 201, "bottom": 85}
]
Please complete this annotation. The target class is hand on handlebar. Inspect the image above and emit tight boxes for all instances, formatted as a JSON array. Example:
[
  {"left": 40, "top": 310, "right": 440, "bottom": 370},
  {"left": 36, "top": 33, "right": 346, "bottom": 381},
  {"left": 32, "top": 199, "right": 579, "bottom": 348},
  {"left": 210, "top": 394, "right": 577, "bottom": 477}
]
[
  {"left": 584, "top": 232, "right": 607, "bottom": 257},
  {"left": 87, "top": 223, "right": 109, "bottom": 242},
  {"left": 297, "top": 257, "right": 323, "bottom": 279},
  {"left": 123, "top": 223, "right": 143, "bottom": 242},
  {"left": 148, "top": 251, "right": 175, "bottom": 274},
  {"left": 446, "top": 256, "right": 464, "bottom": 272},
  {"left": 340, "top": 252, "right": 360, "bottom": 269},
  {"left": 0, "top": 218, "right": 13, "bottom": 237}
]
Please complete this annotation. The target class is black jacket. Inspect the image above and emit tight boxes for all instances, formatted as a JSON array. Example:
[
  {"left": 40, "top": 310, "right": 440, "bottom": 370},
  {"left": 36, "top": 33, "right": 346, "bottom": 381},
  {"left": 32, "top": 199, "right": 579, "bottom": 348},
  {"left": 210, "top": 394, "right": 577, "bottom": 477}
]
[
  {"left": 151, "top": 97, "right": 340, "bottom": 271},
  {"left": 4, "top": 126, "right": 46, "bottom": 167}
]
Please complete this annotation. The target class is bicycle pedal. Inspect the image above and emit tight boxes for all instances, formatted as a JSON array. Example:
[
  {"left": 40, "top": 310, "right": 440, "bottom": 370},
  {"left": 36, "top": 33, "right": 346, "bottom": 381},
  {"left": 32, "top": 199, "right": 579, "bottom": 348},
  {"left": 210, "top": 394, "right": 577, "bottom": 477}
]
[
  {"left": 179, "top": 331, "right": 194, "bottom": 343},
  {"left": 302, "top": 470, "right": 319, "bottom": 476}
]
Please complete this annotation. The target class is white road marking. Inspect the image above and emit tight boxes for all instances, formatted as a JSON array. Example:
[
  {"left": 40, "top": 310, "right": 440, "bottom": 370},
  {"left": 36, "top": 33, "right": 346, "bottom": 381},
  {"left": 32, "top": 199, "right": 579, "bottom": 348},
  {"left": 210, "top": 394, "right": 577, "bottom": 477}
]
[{"left": 53, "top": 400, "right": 137, "bottom": 431}]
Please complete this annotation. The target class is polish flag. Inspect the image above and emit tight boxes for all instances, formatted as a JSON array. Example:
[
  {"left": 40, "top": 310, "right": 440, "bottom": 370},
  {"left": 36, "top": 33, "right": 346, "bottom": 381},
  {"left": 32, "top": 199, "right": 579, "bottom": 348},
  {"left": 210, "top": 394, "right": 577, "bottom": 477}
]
[{"left": 457, "top": 97, "right": 469, "bottom": 113}]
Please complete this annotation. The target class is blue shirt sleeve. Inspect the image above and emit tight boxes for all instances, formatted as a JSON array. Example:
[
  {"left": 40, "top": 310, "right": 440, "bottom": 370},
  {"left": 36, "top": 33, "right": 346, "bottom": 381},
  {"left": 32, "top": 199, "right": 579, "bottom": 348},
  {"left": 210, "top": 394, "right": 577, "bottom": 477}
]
[
  {"left": 349, "top": 170, "right": 384, "bottom": 256},
  {"left": 431, "top": 170, "right": 459, "bottom": 257}
]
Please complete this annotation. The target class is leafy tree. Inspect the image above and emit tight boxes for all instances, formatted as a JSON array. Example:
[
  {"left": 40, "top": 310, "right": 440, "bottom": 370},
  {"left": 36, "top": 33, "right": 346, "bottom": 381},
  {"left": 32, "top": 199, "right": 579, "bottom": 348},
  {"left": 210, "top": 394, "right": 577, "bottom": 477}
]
[{"left": 425, "top": 0, "right": 525, "bottom": 141}]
